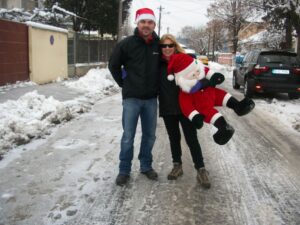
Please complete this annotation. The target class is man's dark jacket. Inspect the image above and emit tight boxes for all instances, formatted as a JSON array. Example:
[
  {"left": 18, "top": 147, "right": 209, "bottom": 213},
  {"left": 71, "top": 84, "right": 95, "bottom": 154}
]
[{"left": 109, "top": 28, "right": 160, "bottom": 99}]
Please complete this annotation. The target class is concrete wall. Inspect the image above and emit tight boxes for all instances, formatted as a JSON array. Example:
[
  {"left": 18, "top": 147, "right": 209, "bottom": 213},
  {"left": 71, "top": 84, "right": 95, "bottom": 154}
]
[
  {"left": 0, "top": 0, "right": 7, "bottom": 8},
  {"left": 28, "top": 26, "right": 68, "bottom": 84}
]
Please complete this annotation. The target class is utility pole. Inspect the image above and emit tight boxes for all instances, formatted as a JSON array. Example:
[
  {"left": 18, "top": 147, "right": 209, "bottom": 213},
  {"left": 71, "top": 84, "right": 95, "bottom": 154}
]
[
  {"left": 208, "top": 30, "right": 211, "bottom": 59},
  {"left": 157, "top": 5, "right": 164, "bottom": 37},
  {"left": 117, "top": 0, "right": 123, "bottom": 41},
  {"left": 167, "top": 27, "right": 170, "bottom": 34}
]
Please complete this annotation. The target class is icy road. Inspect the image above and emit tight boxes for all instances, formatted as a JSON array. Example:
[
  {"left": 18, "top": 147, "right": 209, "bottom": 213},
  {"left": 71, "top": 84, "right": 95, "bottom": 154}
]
[{"left": 1, "top": 89, "right": 300, "bottom": 224}]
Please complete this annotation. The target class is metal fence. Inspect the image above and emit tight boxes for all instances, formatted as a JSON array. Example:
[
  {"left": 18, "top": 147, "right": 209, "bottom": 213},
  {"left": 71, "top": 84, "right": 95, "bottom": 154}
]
[{"left": 68, "top": 31, "right": 117, "bottom": 65}]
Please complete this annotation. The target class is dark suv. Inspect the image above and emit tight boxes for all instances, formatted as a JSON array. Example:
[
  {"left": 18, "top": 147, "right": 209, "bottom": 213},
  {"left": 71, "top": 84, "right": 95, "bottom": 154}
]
[{"left": 233, "top": 50, "right": 300, "bottom": 99}]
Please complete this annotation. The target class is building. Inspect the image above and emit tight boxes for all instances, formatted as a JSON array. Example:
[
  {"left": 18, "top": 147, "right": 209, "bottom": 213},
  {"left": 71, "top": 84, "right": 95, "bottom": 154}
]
[{"left": 0, "top": 0, "right": 44, "bottom": 10}]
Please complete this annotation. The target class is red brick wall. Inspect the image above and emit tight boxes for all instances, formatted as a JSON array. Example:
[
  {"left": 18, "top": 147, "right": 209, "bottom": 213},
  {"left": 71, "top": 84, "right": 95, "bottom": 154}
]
[{"left": 0, "top": 19, "right": 29, "bottom": 86}]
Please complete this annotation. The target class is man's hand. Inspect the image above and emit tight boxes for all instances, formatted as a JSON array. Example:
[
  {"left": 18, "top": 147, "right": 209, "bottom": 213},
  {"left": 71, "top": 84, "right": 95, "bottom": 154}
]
[
  {"left": 209, "top": 73, "right": 225, "bottom": 86},
  {"left": 192, "top": 114, "right": 204, "bottom": 129}
]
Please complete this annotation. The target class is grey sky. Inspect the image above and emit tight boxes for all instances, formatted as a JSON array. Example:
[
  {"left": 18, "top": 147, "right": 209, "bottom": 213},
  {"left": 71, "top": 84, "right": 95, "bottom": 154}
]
[{"left": 130, "top": 0, "right": 213, "bottom": 36}]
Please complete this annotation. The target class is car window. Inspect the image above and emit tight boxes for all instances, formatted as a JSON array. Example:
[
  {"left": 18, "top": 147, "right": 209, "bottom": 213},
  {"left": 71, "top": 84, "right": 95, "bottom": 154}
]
[
  {"left": 243, "top": 52, "right": 252, "bottom": 63},
  {"left": 251, "top": 52, "right": 260, "bottom": 63},
  {"left": 245, "top": 51, "right": 258, "bottom": 64},
  {"left": 258, "top": 53, "right": 300, "bottom": 66}
]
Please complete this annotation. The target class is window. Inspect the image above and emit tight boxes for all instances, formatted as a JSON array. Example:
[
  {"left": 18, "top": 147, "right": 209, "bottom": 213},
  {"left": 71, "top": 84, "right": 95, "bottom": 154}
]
[{"left": 258, "top": 53, "right": 300, "bottom": 66}]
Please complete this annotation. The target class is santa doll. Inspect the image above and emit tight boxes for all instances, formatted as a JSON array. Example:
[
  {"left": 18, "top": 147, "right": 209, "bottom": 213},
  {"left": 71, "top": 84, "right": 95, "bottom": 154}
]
[{"left": 167, "top": 53, "right": 255, "bottom": 145}]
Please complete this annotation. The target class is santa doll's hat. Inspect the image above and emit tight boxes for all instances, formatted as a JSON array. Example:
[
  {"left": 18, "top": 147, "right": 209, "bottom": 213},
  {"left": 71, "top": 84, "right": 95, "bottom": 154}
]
[
  {"left": 167, "top": 53, "right": 199, "bottom": 81},
  {"left": 135, "top": 8, "right": 156, "bottom": 24}
]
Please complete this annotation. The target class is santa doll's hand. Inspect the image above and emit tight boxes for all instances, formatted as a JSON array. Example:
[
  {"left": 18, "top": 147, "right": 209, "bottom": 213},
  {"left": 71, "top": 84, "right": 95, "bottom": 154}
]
[
  {"left": 192, "top": 114, "right": 204, "bottom": 129},
  {"left": 209, "top": 73, "right": 225, "bottom": 86}
]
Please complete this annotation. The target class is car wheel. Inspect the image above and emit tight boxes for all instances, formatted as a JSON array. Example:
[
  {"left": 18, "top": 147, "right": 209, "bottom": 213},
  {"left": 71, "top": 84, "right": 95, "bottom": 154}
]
[
  {"left": 244, "top": 78, "right": 255, "bottom": 98},
  {"left": 232, "top": 73, "right": 240, "bottom": 89},
  {"left": 288, "top": 93, "right": 300, "bottom": 100}
]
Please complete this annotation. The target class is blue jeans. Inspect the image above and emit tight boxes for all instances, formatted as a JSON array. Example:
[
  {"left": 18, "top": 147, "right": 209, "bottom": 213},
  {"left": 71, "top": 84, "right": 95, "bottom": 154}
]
[{"left": 119, "top": 98, "right": 157, "bottom": 175}]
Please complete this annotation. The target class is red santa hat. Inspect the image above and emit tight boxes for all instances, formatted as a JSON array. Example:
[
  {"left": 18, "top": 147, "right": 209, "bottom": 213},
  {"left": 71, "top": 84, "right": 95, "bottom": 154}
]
[
  {"left": 167, "top": 53, "right": 203, "bottom": 81},
  {"left": 135, "top": 8, "right": 156, "bottom": 24}
]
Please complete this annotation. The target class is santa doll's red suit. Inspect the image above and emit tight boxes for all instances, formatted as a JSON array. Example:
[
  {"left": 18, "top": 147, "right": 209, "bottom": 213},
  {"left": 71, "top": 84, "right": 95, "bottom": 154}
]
[{"left": 167, "top": 53, "right": 255, "bottom": 145}]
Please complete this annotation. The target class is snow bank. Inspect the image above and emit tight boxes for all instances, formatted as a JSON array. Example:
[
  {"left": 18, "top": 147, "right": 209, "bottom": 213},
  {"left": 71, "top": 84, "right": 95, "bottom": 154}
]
[
  {"left": 0, "top": 91, "right": 72, "bottom": 152},
  {"left": 0, "top": 68, "right": 118, "bottom": 156},
  {"left": 256, "top": 98, "right": 300, "bottom": 133},
  {"left": 63, "top": 68, "right": 116, "bottom": 95},
  {"left": 208, "top": 61, "right": 232, "bottom": 78}
]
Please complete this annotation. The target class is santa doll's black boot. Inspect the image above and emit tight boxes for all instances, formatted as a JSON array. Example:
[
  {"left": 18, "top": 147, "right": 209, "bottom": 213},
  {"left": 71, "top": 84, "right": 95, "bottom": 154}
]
[
  {"left": 227, "top": 97, "right": 255, "bottom": 116},
  {"left": 213, "top": 116, "right": 235, "bottom": 145}
]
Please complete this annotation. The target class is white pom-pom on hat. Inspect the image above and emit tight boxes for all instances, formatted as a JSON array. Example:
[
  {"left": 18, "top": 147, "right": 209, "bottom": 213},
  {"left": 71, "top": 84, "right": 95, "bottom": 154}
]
[{"left": 167, "top": 74, "right": 175, "bottom": 81}]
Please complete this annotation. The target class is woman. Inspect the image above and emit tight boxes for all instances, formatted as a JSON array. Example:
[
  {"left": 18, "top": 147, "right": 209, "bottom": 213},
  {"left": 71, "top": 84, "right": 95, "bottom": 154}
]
[{"left": 158, "top": 34, "right": 210, "bottom": 188}]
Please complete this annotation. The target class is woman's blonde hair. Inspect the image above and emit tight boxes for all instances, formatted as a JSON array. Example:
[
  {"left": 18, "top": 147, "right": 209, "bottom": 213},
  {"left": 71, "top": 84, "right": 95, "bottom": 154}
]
[{"left": 160, "top": 34, "right": 185, "bottom": 54}]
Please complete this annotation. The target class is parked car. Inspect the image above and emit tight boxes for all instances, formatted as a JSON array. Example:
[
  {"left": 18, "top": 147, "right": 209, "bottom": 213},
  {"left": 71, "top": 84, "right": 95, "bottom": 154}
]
[
  {"left": 233, "top": 50, "right": 300, "bottom": 99},
  {"left": 198, "top": 55, "right": 209, "bottom": 65}
]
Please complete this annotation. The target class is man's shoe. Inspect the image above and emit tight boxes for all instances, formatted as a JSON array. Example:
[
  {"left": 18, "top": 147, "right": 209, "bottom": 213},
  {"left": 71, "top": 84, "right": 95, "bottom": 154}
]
[
  {"left": 167, "top": 163, "right": 183, "bottom": 180},
  {"left": 116, "top": 174, "right": 130, "bottom": 186},
  {"left": 197, "top": 167, "right": 211, "bottom": 189},
  {"left": 141, "top": 169, "right": 158, "bottom": 180}
]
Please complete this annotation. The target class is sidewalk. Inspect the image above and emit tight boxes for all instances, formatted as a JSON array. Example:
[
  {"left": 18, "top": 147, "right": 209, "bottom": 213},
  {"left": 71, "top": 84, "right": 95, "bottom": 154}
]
[{"left": 0, "top": 81, "right": 83, "bottom": 104}]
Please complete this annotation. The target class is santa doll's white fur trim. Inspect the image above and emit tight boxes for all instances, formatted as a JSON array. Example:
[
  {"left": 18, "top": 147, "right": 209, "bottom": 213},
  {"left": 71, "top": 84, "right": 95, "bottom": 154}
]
[
  {"left": 176, "top": 76, "right": 197, "bottom": 93},
  {"left": 188, "top": 110, "right": 199, "bottom": 121},
  {"left": 175, "top": 59, "right": 206, "bottom": 80},
  {"left": 222, "top": 93, "right": 232, "bottom": 106},
  {"left": 210, "top": 112, "right": 222, "bottom": 124}
]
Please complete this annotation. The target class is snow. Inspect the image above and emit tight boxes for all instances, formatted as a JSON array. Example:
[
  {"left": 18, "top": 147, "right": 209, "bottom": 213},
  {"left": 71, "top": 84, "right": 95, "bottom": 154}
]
[
  {"left": 246, "top": 10, "right": 266, "bottom": 23},
  {"left": 0, "top": 64, "right": 300, "bottom": 225},
  {"left": 52, "top": 4, "right": 77, "bottom": 18},
  {"left": 26, "top": 21, "right": 68, "bottom": 33},
  {"left": 256, "top": 98, "right": 300, "bottom": 132},
  {"left": 0, "top": 7, "right": 71, "bottom": 28},
  {"left": 64, "top": 68, "right": 113, "bottom": 92},
  {"left": 0, "top": 68, "right": 119, "bottom": 156},
  {"left": 0, "top": 81, "right": 36, "bottom": 94},
  {"left": 1, "top": 65, "right": 299, "bottom": 157},
  {"left": 239, "top": 30, "right": 267, "bottom": 44},
  {"left": 1, "top": 193, "right": 14, "bottom": 200},
  {"left": 75, "top": 62, "right": 106, "bottom": 67}
]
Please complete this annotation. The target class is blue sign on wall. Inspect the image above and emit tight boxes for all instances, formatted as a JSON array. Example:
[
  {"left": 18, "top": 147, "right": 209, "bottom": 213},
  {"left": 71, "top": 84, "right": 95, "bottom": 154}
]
[{"left": 50, "top": 35, "right": 54, "bottom": 45}]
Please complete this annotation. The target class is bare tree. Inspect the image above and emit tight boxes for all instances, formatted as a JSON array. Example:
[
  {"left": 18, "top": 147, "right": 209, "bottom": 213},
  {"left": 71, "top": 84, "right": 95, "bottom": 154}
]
[
  {"left": 263, "top": 0, "right": 300, "bottom": 55},
  {"left": 206, "top": 19, "right": 225, "bottom": 57},
  {"left": 178, "top": 26, "right": 209, "bottom": 54},
  {"left": 207, "top": 0, "right": 254, "bottom": 54},
  {"left": 122, "top": 17, "right": 134, "bottom": 37}
]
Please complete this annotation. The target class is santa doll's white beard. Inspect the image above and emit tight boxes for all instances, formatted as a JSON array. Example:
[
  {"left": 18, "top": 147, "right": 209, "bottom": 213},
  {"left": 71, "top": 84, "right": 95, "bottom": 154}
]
[{"left": 176, "top": 76, "right": 197, "bottom": 93}]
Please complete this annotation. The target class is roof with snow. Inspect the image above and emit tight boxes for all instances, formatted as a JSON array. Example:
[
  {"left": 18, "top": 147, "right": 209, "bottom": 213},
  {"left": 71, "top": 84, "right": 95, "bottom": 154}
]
[
  {"left": 239, "top": 30, "right": 267, "bottom": 44},
  {"left": 26, "top": 21, "right": 68, "bottom": 33}
]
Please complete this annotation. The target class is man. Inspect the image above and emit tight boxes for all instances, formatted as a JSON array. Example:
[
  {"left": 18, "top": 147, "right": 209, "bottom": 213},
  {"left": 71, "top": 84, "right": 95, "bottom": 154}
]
[{"left": 109, "top": 8, "right": 160, "bottom": 186}]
